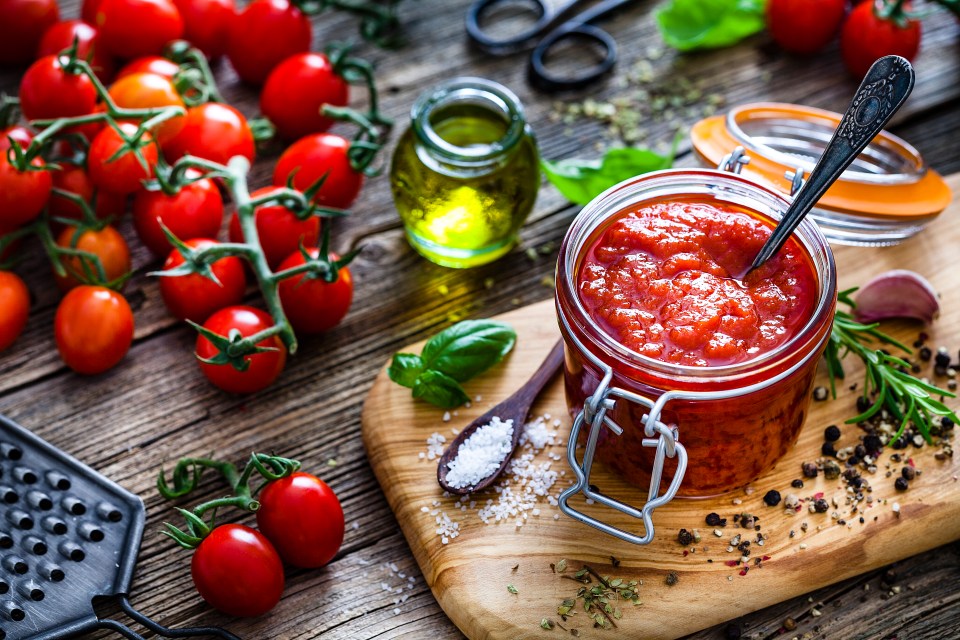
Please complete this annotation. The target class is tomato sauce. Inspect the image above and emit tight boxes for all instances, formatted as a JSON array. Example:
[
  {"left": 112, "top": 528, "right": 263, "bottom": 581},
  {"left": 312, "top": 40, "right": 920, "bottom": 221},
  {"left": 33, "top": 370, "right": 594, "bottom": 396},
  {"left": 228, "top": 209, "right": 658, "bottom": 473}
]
[{"left": 578, "top": 200, "right": 818, "bottom": 367}]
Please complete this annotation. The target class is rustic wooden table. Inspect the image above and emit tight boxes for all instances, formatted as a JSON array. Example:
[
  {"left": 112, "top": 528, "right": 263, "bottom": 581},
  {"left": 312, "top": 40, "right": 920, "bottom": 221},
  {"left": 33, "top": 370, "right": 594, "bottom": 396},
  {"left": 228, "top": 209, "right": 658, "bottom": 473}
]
[{"left": 1, "top": 1, "right": 959, "bottom": 639}]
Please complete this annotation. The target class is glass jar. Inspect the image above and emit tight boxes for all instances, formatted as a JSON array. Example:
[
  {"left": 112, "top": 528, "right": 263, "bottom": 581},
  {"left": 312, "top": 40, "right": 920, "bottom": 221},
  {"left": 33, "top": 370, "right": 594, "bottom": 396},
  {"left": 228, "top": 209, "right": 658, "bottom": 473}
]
[
  {"left": 555, "top": 167, "right": 837, "bottom": 544},
  {"left": 390, "top": 77, "right": 540, "bottom": 268}
]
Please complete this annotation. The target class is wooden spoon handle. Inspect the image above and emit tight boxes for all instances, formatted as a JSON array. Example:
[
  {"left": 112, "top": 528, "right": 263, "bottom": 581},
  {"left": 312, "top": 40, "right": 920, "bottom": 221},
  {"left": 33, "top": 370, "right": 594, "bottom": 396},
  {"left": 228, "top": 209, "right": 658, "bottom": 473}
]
[{"left": 513, "top": 339, "right": 565, "bottom": 407}]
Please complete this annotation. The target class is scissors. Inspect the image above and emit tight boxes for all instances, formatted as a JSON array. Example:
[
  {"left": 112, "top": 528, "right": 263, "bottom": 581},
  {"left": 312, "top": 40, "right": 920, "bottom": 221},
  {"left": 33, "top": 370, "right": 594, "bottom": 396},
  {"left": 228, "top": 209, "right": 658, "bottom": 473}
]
[{"left": 465, "top": 0, "right": 637, "bottom": 92}]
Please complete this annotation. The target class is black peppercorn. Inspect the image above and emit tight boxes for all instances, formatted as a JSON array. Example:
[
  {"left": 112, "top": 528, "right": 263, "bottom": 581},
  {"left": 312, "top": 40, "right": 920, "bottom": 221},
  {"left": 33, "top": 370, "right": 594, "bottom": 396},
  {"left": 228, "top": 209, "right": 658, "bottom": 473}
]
[
  {"left": 802, "top": 461, "right": 819, "bottom": 478},
  {"left": 791, "top": 479, "right": 804, "bottom": 488},
  {"left": 677, "top": 528, "right": 694, "bottom": 546},
  {"left": 824, "top": 425, "right": 841, "bottom": 442},
  {"left": 856, "top": 395, "right": 872, "bottom": 413},
  {"left": 763, "top": 490, "right": 781, "bottom": 507},
  {"left": 814, "top": 498, "right": 829, "bottom": 513},
  {"left": 894, "top": 477, "right": 909, "bottom": 491},
  {"left": 863, "top": 434, "right": 883, "bottom": 453},
  {"left": 935, "top": 348, "right": 951, "bottom": 368},
  {"left": 881, "top": 568, "right": 897, "bottom": 585},
  {"left": 665, "top": 572, "right": 679, "bottom": 586},
  {"left": 821, "top": 441, "right": 836, "bottom": 457},
  {"left": 854, "top": 444, "right": 867, "bottom": 459},
  {"left": 892, "top": 437, "right": 908, "bottom": 450},
  {"left": 705, "top": 512, "right": 725, "bottom": 527},
  {"left": 901, "top": 466, "right": 916, "bottom": 481},
  {"left": 919, "top": 346, "right": 932, "bottom": 361},
  {"left": 812, "top": 386, "right": 828, "bottom": 401},
  {"left": 823, "top": 460, "right": 841, "bottom": 480},
  {"left": 942, "top": 416, "right": 955, "bottom": 430}
]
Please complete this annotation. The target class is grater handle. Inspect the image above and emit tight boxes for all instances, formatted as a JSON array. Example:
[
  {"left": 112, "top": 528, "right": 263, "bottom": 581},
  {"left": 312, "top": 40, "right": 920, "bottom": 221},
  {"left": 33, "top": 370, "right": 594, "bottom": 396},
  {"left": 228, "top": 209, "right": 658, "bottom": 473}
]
[{"left": 95, "top": 597, "right": 243, "bottom": 640}]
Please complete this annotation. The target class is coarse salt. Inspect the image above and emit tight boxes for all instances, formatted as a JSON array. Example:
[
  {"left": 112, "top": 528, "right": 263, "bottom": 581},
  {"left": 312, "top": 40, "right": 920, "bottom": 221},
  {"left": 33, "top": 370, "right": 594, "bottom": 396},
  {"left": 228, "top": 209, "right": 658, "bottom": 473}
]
[{"left": 444, "top": 417, "right": 514, "bottom": 490}]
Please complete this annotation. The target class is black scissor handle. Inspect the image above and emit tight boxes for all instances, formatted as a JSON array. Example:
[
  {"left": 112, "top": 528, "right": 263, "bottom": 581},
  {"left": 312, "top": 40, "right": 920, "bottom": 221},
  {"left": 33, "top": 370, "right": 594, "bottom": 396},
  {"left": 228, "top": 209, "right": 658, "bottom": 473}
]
[
  {"left": 529, "top": 24, "right": 617, "bottom": 92},
  {"left": 465, "top": 0, "right": 556, "bottom": 53}
]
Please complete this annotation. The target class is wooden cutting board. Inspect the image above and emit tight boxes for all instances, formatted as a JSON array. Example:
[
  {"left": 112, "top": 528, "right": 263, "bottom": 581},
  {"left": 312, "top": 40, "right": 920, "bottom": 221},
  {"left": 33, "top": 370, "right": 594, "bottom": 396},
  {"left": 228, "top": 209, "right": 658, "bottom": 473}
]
[{"left": 361, "top": 174, "right": 960, "bottom": 640}]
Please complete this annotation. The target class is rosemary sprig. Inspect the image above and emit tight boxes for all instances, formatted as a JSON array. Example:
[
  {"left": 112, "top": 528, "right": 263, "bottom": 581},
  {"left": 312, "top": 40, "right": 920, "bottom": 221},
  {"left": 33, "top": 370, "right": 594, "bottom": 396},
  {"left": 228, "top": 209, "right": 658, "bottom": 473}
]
[{"left": 825, "top": 288, "right": 959, "bottom": 443}]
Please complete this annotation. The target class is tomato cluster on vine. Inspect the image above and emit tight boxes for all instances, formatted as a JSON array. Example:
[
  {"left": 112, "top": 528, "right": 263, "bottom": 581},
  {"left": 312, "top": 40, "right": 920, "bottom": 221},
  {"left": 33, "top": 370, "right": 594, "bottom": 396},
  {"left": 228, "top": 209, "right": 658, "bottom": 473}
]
[{"left": 0, "top": 0, "right": 392, "bottom": 394}]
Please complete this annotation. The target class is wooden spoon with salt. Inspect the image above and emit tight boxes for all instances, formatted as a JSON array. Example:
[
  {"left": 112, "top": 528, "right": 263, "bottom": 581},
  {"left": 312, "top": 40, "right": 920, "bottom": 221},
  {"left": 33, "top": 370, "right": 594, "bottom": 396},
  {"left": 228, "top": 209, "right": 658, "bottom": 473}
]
[{"left": 437, "top": 339, "right": 565, "bottom": 495}]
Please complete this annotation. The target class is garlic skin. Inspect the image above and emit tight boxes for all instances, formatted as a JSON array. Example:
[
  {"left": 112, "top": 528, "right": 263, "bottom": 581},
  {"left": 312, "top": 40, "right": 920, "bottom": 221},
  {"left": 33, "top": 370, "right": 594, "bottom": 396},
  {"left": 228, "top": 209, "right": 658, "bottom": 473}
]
[{"left": 853, "top": 269, "right": 940, "bottom": 324}]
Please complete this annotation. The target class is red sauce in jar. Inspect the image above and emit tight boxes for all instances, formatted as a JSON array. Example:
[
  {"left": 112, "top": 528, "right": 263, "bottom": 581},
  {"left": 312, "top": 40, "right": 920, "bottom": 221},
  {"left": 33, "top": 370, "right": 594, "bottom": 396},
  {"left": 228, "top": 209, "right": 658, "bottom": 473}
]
[{"left": 578, "top": 200, "right": 818, "bottom": 367}]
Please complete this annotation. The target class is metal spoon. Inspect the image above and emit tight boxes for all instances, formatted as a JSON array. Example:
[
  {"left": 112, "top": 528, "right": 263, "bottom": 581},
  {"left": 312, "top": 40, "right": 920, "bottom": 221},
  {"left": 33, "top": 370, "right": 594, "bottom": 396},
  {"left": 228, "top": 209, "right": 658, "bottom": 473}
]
[
  {"left": 437, "top": 339, "right": 564, "bottom": 495},
  {"left": 748, "top": 55, "right": 915, "bottom": 273}
]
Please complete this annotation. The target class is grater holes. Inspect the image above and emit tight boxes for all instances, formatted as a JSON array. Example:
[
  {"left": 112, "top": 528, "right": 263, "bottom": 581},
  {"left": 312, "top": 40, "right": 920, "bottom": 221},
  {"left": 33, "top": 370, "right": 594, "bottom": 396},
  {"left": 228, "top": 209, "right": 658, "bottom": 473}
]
[
  {"left": 0, "top": 487, "right": 17, "bottom": 505},
  {"left": 60, "top": 496, "right": 85, "bottom": 516},
  {"left": 0, "top": 580, "right": 7, "bottom": 594},
  {"left": 57, "top": 541, "right": 84, "bottom": 562},
  {"left": 11, "top": 467, "right": 36, "bottom": 485},
  {"left": 40, "top": 517, "right": 67, "bottom": 536},
  {"left": 37, "top": 561, "right": 64, "bottom": 582},
  {"left": 16, "top": 580, "right": 43, "bottom": 602},
  {"left": 96, "top": 502, "right": 123, "bottom": 523},
  {"left": 44, "top": 471, "right": 70, "bottom": 492},
  {"left": 26, "top": 491, "right": 52, "bottom": 511},
  {"left": 0, "top": 534, "right": 10, "bottom": 550},
  {"left": 1, "top": 601, "right": 23, "bottom": 622},
  {"left": 1, "top": 557, "right": 26, "bottom": 575},
  {"left": 21, "top": 536, "right": 46, "bottom": 556},
  {"left": 0, "top": 444, "right": 21, "bottom": 462},
  {"left": 77, "top": 522, "right": 104, "bottom": 543},
  {"left": 5, "top": 510, "right": 31, "bottom": 530}
]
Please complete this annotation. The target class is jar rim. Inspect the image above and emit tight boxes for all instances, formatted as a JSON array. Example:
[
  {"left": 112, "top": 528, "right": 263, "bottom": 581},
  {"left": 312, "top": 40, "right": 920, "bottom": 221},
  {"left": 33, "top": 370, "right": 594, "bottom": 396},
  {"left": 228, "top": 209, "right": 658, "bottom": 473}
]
[
  {"left": 556, "top": 168, "right": 838, "bottom": 380},
  {"left": 411, "top": 76, "right": 526, "bottom": 164}
]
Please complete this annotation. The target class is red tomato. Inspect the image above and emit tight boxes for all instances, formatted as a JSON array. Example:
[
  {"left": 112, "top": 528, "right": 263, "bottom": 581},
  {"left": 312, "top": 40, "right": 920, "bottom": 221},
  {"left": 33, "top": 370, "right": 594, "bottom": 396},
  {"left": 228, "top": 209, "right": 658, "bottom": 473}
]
[
  {"left": 227, "top": 0, "right": 311, "bottom": 85},
  {"left": 191, "top": 524, "right": 283, "bottom": 618},
  {"left": 54, "top": 285, "right": 134, "bottom": 375},
  {"left": 19, "top": 55, "right": 99, "bottom": 121},
  {"left": 133, "top": 171, "right": 224, "bottom": 256},
  {"left": 767, "top": 0, "right": 847, "bottom": 55},
  {"left": 97, "top": 0, "right": 184, "bottom": 60},
  {"left": 55, "top": 224, "right": 132, "bottom": 291},
  {"left": 116, "top": 55, "right": 180, "bottom": 80},
  {"left": 37, "top": 20, "right": 115, "bottom": 82},
  {"left": 49, "top": 165, "right": 127, "bottom": 225},
  {"left": 173, "top": 0, "right": 235, "bottom": 58},
  {"left": 83, "top": 0, "right": 104, "bottom": 24},
  {"left": 0, "top": 125, "right": 34, "bottom": 152},
  {"left": 841, "top": 1, "right": 921, "bottom": 78},
  {"left": 163, "top": 103, "right": 255, "bottom": 165},
  {"left": 108, "top": 72, "right": 185, "bottom": 144},
  {"left": 196, "top": 306, "right": 286, "bottom": 393},
  {"left": 277, "top": 249, "right": 353, "bottom": 334},
  {"left": 0, "top": 0, "right": 59, "bottom": 67},
  {"left": 0, "top": 272, "right": 30, "bottom": 353},
  {"left": 88, "top": 122, "right": 159, "bottom": 194},
  {"left": 261, "top": 53, "right": 348, "bottom": 140},
  {"left": 273, "top": 134, "right": 363, "bottom": 210},
  {"left": 158, "top": 238, "right": 246, "bottom": 322},
  {"left": 257, "top": 472, "right": 344, "bottom": 568},
  {"left": 0, "top": 154, "right": 52, "bottom": 227},
  {"left": 228, "top": 187, "right": 320, "bottom": 268}
]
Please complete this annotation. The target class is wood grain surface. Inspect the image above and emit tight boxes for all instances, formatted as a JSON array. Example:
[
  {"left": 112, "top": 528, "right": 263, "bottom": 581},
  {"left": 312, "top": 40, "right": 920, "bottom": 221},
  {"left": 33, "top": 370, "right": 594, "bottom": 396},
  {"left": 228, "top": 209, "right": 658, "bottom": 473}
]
[
  {"left": 0, "top": 1, "right": 958, "bottom": 639},
  {"left": 362, "top": 174, "right": 960, "bottom": 639}
]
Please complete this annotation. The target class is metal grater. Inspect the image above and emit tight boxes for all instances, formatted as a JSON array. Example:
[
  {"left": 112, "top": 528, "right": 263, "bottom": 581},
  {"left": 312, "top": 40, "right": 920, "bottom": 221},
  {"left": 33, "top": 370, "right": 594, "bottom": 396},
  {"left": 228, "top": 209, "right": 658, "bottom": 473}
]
[{"left": 0, "top": 415, "right": 240, "bottom": 640}]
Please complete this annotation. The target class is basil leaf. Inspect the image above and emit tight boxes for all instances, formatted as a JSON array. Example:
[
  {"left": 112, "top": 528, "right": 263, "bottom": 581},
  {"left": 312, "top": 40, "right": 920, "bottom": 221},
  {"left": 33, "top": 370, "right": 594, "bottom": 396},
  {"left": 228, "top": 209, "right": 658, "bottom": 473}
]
[
  {"left": 412, "top": 370, "right": 472, "bottom": 409},
  {"left": 541, "top": 145, "right": 677, "bottom": 206},
  {"left": 421, "top": 320, "right": 517, "bottom": 383},
  {"left": 387, "top": 353, "right": 423, "bottom": 388},
  {"left": 656, "top": 0, "right": 766, "bottom": 52}
]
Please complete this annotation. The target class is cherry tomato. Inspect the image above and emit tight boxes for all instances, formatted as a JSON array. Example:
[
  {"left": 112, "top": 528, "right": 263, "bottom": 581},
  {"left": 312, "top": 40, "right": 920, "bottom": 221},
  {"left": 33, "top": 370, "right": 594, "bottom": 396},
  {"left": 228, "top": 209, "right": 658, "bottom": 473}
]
[
  {"left": 159, "top": 239, "right": 246, "bottom": 322},
  {"left": 97, "top": 0, "right": 184, "bottom": 60},
  {"left": 273, "top": 134, "right": 363, "bottom": 210},
  {"left": 54, "top": 285, "right": 134, "bottom": 375},
  {"left": 191, "top": 524, "right": 284, "bottom": 618},
  {"left": 261, "top": 53, "right": 348, "bottom": 141},
  {"left": 55, "top": 224, "right": 131, "bottom": 291},
  {"left": 257, "top": 472, "right": 344, "bottom": 568},
  {"left": 227, "top": 0, "right": 311, "bottom": 85},
  {"left": 227, "top": 187, "right": 320, "bottom": 268},
  {"left": 173, "top": 0, "right": 235, "bottom": 59},
  {"left": 133, "top": 171, "right": 223, "bottom": 256},
  {"left": 37, "top": 20, "right": 115, "bottom": 82},
  {"left": 19, "top": 54, "right": 99, "bottom": 121},
  {"left": 108, "top": 72, "right": 185, "bottom": 144},
  {"left": 0, "top": 0, "right": 59, "bottom": 67},
  {"left": 49, "top": 164, "right": 127, "bottom": 225},
  {"left": 83, "top": 0, "right": 104, "bottom": 24},
  {"left": 0, "top": 154, "right": 52, "bottom": 227},
  {"left": 0, "top": 125, "right": 34, "bottom": 152},
  {"left": 277, "top": 249, "right": 353, "bottom": 335},
  {"left": 196, "top": 306, "right": 286, "bottom": 394},
  {"left": 841, "top": 1, "right": 921, "bottom": 78},
  {"left": 116, "top": 55, "right": 180, "bottom": 80},
  {"left": 0, "top": 272, "right": 30, "bottom": 353},
  {"left": 767, "top": 0, "right": 847, "bottom": 55},
  {"left": 163, "top": 103, "right": 255, "bottom": 165},
  {"left": 88, "top": 122, "right": 159, "bottom": 194}
]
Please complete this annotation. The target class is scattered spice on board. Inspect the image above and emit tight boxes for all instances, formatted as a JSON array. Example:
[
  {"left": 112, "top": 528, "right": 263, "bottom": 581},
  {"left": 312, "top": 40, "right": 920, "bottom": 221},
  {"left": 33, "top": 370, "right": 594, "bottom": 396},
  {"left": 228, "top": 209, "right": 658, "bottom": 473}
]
[{"left": 551, "top": 561, "right": 641, "bottom": 632}]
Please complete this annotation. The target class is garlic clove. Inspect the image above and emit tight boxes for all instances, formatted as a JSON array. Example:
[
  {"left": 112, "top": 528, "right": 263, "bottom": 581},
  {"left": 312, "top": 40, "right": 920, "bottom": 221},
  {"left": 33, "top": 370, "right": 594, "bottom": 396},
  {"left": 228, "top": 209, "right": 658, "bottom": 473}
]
[{"left": 853, "top": 269, "right": 940, "bottom": 324}]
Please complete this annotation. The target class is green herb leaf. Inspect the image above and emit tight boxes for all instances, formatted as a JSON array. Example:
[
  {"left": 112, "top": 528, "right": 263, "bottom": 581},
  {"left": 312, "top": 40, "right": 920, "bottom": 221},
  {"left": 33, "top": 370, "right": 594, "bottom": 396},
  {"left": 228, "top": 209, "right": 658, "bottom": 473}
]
[
  {"left": 411, "top": 370, "right": 471, "bottom": 409},
  {"left": 541, "top": 618, "right": 554, "bottom": 630},
  {"left": 507, "top": 584, "right": 519, "bottom": 594},
  {"left": 541, "top": 144, "right": 676, "bottom": 206},
  {"left": 421, "top": 320, "right": 517, "bottom": 382},
  {"left": 387, "top": 353, "right": 424, "bottom": 388},
  {"left": 655, "top": 0, "right": 766, "bottom": 52}
]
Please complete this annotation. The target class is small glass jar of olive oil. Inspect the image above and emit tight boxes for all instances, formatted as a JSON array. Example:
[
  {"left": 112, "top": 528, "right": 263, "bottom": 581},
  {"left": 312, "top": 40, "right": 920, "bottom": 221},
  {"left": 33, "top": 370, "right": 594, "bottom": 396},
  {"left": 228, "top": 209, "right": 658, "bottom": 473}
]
[{"left": 390, "top": 77, "right": 540, "bottom": 268}]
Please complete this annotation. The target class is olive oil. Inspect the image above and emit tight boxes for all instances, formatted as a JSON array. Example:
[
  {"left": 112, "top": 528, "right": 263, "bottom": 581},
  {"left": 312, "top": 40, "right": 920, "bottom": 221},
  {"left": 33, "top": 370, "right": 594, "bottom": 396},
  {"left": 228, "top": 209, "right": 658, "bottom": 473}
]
[{"left": 390, "top": 79, "right": 540, "bottom": 268}]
